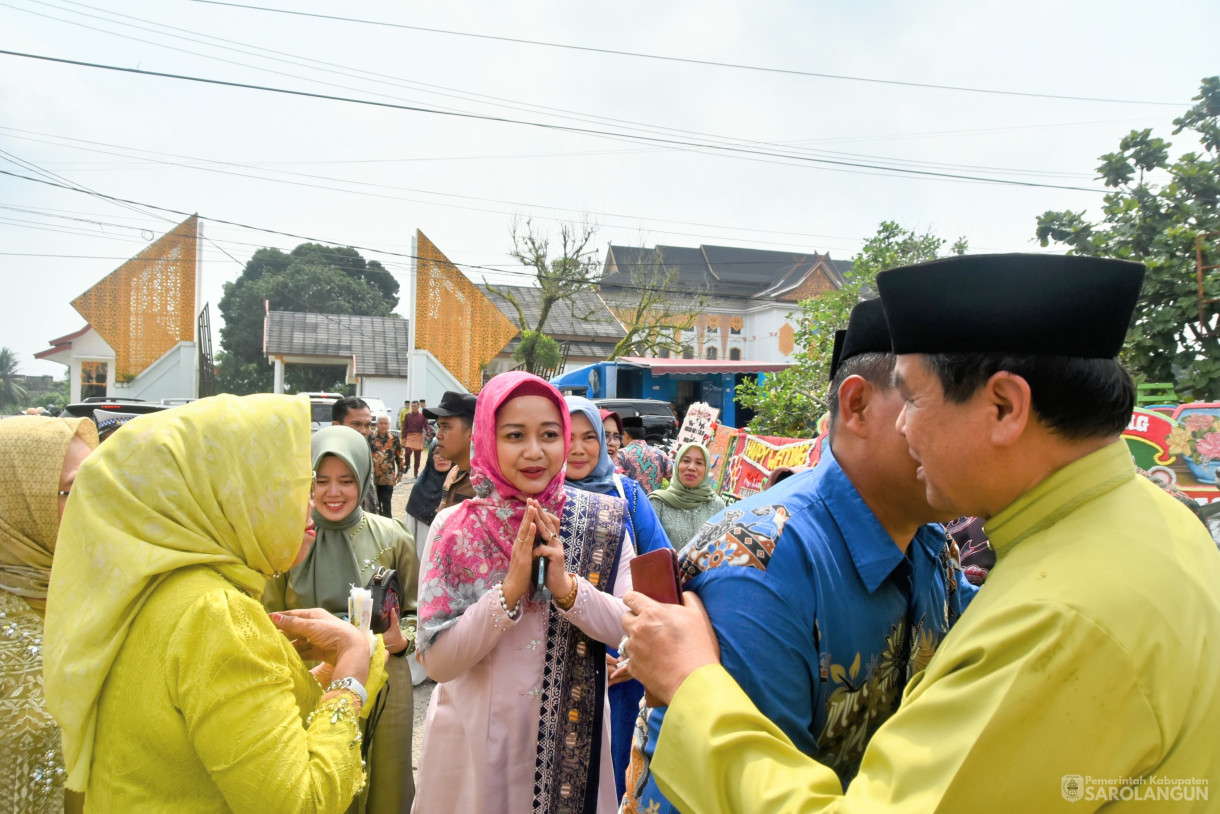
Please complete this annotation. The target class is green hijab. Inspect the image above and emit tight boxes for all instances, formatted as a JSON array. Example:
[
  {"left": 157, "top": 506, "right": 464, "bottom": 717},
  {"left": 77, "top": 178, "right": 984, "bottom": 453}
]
[
  {"left": 650, "top": 441, "right": 715, "bottom": 510},
  {"left": 284, "top": 425, "right": 374, "bottom": 613}
]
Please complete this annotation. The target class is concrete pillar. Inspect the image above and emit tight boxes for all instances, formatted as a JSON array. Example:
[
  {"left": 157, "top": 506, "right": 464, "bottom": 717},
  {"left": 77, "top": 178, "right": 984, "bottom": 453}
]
[{"left": 273, "top": 358, "right": 284, "bottom": 394}]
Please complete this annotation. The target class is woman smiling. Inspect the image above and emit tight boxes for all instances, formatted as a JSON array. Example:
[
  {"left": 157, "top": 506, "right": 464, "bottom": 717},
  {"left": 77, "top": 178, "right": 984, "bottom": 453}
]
[
  {"left": 415, "top": 373, "right": 635, "bottom": 814},
  {"left": 564, "top": 395, "right": 671, "bottom": 799},
  {"left": 264, "top": 425, "right": 418, "bottom": 814},
  {"left": 647, "top": 441, "right": 726, "bottom": 549}
]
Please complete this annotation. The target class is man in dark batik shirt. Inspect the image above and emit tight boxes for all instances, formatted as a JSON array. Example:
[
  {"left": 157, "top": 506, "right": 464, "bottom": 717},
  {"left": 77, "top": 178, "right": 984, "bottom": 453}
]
[{"left": 369, "top": 415, "right": 404, "bottom": 517}]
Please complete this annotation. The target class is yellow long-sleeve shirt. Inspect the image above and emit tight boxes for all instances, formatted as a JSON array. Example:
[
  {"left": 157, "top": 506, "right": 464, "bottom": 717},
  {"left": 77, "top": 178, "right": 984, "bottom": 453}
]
[
  {"left": 85, "top": 566, "right": 388, "bottom": 813},
  {"left": 654, "top": 442, "right": 1220, "bottom": 812}
]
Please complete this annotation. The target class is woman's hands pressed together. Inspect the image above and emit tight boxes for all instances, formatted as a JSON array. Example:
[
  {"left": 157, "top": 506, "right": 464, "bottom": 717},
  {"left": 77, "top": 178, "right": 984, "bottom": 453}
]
[{"left": 502, "top": 498, "right": 570, "bottom": 611}]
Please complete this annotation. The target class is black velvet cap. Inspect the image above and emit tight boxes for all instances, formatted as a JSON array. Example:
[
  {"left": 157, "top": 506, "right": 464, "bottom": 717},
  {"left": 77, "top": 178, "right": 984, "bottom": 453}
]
[
  {"left": 876, "top": 254, "right": 1145, "bottom": 358},
  {"left": 829, "top": 298, "right": 892, "bottom": 379},
  {"left": 423, "top": 391, "right": 477, "bottom": 421}
]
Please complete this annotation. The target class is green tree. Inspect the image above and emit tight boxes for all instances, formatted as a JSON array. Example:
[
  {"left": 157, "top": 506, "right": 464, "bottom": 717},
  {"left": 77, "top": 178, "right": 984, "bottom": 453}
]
[
  {"left": 35, "top": 377, "right": 70, "bottom": 409},
  {"left": 1037, "top": 76, "right": 1220, "bottom": 399},
  {"left": 512, "top": 330, "right": 563, "bottom": 373},
  {"left": 0, "top": 348, "right": 30, "bottom": 411},
  {"left": 217, "top": 246, "right": 398, "bottom": 394},
  {"left": 488, "top": 218, "right": 601, "bottom": 375},
  {"left": 737, "top": 222, "right": 966, "bottom": 436}
]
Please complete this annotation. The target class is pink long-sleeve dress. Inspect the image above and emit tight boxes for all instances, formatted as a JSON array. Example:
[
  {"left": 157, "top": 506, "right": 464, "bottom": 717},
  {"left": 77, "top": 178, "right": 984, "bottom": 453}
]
[{"left": 413, "top": 505, "right": 635, "bottom": 814}]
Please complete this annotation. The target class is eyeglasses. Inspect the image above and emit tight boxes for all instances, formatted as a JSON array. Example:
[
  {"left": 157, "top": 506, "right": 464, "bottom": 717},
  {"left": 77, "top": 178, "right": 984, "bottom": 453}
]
[{"left": 606, "top": 434, "right": 622, "bottom": 443}]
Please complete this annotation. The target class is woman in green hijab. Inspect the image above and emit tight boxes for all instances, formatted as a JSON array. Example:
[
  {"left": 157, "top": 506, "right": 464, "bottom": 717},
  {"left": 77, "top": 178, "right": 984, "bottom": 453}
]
[
  {"left": 264, "top": 425, "right": 418, "bottom": 813},
  {"left": 647, "top": 441, "right": 726, "bottom": 549}
]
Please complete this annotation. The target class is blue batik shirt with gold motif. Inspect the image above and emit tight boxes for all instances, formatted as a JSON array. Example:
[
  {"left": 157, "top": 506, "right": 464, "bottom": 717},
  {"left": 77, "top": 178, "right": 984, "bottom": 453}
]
[{"left": 622, "top": 451, "right": 978, "bottom": 814}]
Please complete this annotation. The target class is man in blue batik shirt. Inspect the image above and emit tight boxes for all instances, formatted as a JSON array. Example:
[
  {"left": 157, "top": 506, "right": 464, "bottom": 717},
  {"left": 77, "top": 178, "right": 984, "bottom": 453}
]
[{"left": 620, "top": 299, "right": 978, "bottom": 813}]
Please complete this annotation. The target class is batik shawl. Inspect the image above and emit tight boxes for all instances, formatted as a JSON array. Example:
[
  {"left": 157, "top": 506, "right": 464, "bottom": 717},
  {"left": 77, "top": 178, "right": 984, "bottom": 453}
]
[{"left": 532, "top": 486, "right": 625, "bottom": 814}]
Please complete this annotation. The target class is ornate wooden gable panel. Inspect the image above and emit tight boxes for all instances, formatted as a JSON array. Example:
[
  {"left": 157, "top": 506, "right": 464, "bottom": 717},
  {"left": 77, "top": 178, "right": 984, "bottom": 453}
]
[
  {"left": 71, "top": 215, "right": 198, "bottom": 379},
  {"left": 415, "top": 230, "right": 517, "bottom": 392}
]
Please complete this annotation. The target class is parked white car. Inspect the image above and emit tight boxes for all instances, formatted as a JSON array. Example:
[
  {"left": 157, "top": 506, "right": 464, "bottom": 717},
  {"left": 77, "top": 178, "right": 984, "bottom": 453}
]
[{"left": 362, "top": 396, "right": 391, "bottom": 428}]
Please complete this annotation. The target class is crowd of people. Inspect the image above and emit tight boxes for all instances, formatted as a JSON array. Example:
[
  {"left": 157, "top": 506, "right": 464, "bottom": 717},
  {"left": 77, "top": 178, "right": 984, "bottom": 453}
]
[{"left": 1, "top": 253, "right": 1218, "bottom": 813}]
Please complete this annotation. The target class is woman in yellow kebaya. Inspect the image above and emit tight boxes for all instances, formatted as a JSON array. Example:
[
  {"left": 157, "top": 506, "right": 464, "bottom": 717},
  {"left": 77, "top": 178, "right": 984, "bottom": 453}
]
[{"left": 43, "top": 394, "right": 388, "bottom": 813}]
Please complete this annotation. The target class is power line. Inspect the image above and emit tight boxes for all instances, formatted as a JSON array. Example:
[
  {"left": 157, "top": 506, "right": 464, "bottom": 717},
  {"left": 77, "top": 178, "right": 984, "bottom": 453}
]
[
  {"left": 0, "top": 49, "right": 1108, "bottom": 194},
  {"left": 31, "top": 0, "right": 1146, "bottom": 175},
  {"left": 0, "top": 0, "right": 1109, "bottom": 181},
  {"left": 17, "top": 0, "right": 773, "bottom": 152},
  {"left": 0, "top": 127, "right": 863, "bottom": 242},
  {"left": 188, "top": 0, "right": 1184, "bottom": 108},
  {"left": 0, "top": 169, "right": 771, "bottom": 296}
]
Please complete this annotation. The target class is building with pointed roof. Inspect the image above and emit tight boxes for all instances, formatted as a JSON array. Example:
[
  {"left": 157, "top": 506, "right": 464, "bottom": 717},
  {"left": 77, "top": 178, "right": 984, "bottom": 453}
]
[
  {"left": 601, "top": 243, "right": 848, "bottom": 365},
  {"left": 478, "top": 284, "right": 627, "bottom": 377}
]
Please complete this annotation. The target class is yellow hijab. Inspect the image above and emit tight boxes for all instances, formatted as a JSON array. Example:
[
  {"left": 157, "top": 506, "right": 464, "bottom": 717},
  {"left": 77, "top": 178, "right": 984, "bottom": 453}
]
[
  {"left": 0, "top": 415, "right": 98, "bottom": 609},
  {"left": 43, "top": 394, "right": 312, "bottom": 791}
]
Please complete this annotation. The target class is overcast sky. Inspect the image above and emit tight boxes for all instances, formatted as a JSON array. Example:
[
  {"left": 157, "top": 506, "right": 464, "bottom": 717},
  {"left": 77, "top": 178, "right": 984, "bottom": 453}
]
[{"left": 3, "top": 0, "right": 1216, "bottom": 377}]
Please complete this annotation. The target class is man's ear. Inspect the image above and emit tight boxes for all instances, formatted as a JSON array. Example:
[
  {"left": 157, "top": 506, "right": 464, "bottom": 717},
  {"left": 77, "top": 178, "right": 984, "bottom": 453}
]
[
  {"left": 984, "top": 371, "right": 1032, "bottom": 447},
  {"left": 836, "top": 375, "right": 873, "bottom": 440}
]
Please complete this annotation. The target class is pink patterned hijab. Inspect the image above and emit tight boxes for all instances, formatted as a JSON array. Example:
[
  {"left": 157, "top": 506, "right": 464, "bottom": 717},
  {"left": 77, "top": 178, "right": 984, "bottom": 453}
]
[{"left": 417, "top": 372, "right": 571, "bottom": 650}]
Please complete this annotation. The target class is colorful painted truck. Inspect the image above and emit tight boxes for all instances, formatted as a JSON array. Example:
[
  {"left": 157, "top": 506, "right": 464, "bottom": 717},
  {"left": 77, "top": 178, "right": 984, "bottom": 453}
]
[{"left": 1123, "top": 402, "right": 1220, "bottom": 505}]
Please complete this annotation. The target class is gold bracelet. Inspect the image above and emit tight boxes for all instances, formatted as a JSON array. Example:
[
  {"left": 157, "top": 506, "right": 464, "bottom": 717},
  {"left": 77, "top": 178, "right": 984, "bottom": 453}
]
[{"left": 553, "top": 573, "right": 579, "bottom": 611}]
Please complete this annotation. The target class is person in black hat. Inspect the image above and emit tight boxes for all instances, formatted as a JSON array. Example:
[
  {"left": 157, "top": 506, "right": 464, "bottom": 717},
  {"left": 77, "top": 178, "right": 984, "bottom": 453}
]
[
  {"left": 618, "top": 254, "right": 1220, "bottom": 811},
  {"left": 618, "top": 298, "right": 977, "bottom": 814},
  {"left": 423, "top": 391, "right": 478, "bottom": 514}
]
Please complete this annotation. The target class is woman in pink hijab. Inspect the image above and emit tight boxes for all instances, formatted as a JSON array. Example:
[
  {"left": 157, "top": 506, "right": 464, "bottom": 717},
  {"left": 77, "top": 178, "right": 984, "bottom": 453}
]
[{"left": 415, "top": 373, "right": 635, "bottom": 814}]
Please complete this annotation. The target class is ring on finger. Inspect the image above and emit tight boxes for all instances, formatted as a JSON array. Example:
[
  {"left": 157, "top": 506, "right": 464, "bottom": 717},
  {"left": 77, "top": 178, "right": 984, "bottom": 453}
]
[{"left": 616, "top": 657, "right": 630, "bottom": 670}]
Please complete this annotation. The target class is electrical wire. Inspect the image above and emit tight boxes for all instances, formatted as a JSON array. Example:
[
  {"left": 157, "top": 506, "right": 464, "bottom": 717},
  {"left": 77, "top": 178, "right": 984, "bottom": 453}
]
[
  {"left": 23, "top": 0, "right": 1153, "bottom": 173},
  {"left": 1, "top": 168, "right": 891, "bottom": 295},
  {"left": 0, "top": 49, "right": 1108, "bottom": 193},
  {"left": 187, "top": 0, "right": 1184, "bottom": 107},
  {"left": 0, "top": 126, "right": 882, "bottom": 243}
]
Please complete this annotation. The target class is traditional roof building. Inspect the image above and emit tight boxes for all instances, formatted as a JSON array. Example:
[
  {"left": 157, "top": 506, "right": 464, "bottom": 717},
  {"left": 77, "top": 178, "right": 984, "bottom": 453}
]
[
  {"left": 262, "top": 309, "right": 465, "bottom": 410},
  {"left": 479, "top": 284, "right": 626, "bottom": 377},
  {"left": 601, "top": 243, "right": 849, "bottom": 363}
]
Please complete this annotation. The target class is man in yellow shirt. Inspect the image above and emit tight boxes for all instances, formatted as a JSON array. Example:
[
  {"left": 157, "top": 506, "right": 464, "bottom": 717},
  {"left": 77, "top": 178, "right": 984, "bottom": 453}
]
[{"left": 621, "top": 254, "right": 1220, "bottom": 811}]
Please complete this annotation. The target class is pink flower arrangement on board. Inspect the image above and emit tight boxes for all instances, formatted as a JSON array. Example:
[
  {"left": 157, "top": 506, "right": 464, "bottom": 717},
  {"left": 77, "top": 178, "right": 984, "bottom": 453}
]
[{"left": 1168, "top": 413, "right": 1220, "bottom": 465}]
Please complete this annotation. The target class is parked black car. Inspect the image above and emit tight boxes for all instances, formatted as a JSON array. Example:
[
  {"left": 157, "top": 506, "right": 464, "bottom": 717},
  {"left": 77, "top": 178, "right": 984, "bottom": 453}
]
[{"left": 593, "top": 398, "right": 679, "bottom": 444}]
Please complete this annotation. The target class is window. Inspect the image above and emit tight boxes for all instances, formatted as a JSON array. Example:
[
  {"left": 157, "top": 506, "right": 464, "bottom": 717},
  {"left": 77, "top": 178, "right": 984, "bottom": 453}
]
[
  {"left": 682, "top": 347, "right": 694, "bottom": 360},
  {"left": 706, "top": 347, "right": 718, "bottom": 360},
  {"left": 658, "top": 347, "right": 671, "bottom": 359},
  {"left": 729, "top": 347, "right": 742, "bottom": 361},
  {"left": 730, "top": 324, "right": 742, "bottom": 335},
  {"left": 81, "top": 361, "right": 108, "bottom": 400}
]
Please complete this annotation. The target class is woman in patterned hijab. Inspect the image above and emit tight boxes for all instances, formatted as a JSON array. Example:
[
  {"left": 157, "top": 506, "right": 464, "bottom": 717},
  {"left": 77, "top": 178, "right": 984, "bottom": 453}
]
[{"left": 0, "top": 415, "right": 97, "bottom": 814}]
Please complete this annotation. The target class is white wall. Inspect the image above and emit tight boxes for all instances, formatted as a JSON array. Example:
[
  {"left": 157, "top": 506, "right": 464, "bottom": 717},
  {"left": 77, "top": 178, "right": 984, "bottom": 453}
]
[
  {"left": 403, "top": 349, "right": 471, "bottom": 403},
  {"left": 117, "top": 342, "right": 197, "bottom": 402},
  {"left": 56, "top": 329, "right": 116, "bottom": 403},
  {"left": 360, "top": 376, "right": 410, "bottom": 417},
  {"left": 743, "top": 303, "right": 801, "bottom": 363}
]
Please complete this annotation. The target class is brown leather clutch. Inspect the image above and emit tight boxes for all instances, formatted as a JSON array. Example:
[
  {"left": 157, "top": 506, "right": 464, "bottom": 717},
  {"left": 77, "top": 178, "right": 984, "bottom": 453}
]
[{"left": 629, "top": 548, "right": 682, "bottom": 604}]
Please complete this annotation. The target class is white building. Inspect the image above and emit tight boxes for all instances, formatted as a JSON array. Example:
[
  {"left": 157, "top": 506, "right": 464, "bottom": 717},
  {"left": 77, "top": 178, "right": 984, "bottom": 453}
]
[{"left": 600, "top": 243, "right": 850, "bottom": 364}]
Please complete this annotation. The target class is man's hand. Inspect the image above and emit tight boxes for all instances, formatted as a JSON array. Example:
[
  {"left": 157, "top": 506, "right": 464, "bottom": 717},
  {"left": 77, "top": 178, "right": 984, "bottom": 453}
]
[{"left": 621, "top": 591, "right": 720, "bottom": 706}]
